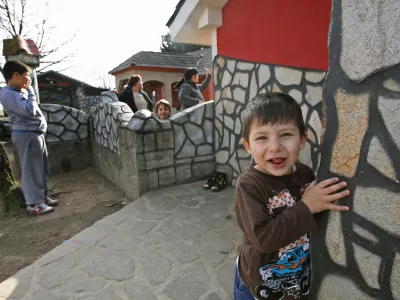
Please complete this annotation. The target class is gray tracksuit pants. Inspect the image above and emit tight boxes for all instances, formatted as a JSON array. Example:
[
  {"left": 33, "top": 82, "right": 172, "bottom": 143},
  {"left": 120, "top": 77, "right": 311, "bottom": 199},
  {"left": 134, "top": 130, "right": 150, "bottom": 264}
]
[{"left": 12, "top": 132, "right": 49, "bottom": 206}]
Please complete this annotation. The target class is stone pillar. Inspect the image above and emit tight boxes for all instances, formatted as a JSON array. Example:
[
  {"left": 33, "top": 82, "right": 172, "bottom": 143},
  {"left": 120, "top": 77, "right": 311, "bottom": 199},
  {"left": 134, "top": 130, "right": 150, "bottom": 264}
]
[
  {"left": 3, "top": 37, "right": 41, "bottom": 103},
  {"left": 311, "top": 1, "right": 400, "bottom": 300}
]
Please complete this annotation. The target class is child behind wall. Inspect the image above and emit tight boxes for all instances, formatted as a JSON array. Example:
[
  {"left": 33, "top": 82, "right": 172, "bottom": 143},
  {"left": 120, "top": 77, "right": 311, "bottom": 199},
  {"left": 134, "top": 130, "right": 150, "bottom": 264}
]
[{"left": 233, "top": 92, "right": 350, "bottom": 300}]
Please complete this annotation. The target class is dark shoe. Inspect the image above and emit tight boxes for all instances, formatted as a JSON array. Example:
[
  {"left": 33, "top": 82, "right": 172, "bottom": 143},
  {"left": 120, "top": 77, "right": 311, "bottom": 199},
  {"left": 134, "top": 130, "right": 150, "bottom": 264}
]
[
  {"left": 211, "top": 173, "right": 227, "bottom": 192},
  {"left": 44, "top": 196, "right": 59, "bottom": 206},
  {"left": 203, "top": 172, "right": 219, "bottom": 189}
]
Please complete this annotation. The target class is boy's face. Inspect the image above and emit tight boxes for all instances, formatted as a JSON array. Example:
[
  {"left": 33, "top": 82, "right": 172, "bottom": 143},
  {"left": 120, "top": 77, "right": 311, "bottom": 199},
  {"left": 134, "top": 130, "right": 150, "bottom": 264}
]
[
  {"left": 157, "top": 104, "right": 170, "bottom": 120},
  {"left": 12, "top": 71, "right": 31, "bottom": 89},
  {"left": 243, "top": 120, "right": 307, "bottom": 176}
]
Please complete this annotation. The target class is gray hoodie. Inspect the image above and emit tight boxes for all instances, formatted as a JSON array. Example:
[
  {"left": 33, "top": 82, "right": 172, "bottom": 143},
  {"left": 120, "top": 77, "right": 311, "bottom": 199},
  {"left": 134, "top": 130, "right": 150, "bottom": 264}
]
[
  {"left": 0, "top": 86, "right": 47, "bottom": 133},
  {"left": 178, "top": 74, "right": 211, "bottom": 110}
]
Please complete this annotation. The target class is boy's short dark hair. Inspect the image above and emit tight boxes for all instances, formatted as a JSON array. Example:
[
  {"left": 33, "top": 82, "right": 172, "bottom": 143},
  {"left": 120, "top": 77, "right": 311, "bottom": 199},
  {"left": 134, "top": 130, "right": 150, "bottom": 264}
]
[
  {"left": 184, "top": 68, "right": 198, "bottom": 81},
  {"left": 2, "top": 60, "right": 31, "bottom": 83},
  {"left": 241, "top": 92, "right": 306, "bottom": 141}
]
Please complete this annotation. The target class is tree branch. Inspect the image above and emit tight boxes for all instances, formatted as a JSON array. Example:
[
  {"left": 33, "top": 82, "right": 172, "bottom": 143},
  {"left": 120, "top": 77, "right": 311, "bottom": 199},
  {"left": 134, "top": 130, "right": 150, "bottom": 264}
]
[
  {"left": 0, "top": 0, "right": 18, "bottom": 36},
  {"left": 18, "top": 0, "right": 26, "bottom": 35},
  {"left": 36, "top": 52, "right": 74, "bottom": 73}
]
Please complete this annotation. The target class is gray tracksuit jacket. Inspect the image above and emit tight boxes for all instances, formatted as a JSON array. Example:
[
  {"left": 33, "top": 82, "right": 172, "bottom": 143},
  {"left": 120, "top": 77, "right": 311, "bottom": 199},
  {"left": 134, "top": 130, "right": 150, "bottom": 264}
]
[
  {"left": 178, "top": 74, "right": 212, "bottom": 110},
  {"left": 0, "top": 86, "right": 47, "bottom": 133}
]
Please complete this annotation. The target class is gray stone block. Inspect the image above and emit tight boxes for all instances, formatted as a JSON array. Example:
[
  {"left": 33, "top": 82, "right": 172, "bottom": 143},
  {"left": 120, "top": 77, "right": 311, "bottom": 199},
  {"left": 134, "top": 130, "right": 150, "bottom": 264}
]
[
  {"left": 175, "top": 158, "right": 192, "bottom": 165},
  {"left": 258, "top": 64, "right": 271, "bottom": 87},
  {"left": 305, "top": 71, "right": 326, "bottom": 83},
  {"left": 188, "top": 104, "right": 205, "bottom": 125},
  {"left": 47, "top": 123, "right": 65, "bottom": 136},
  {"left": 136, "top": 133, "right": 144, "bottom": 153},
  {"left": 205, "top": 101, "right": 214, "bottom": 119},
  {"left": 222, "top": 70, "right": 233, "bottom": 88},
  {"left": 164, "top": 261, "right": 209, "bottom": 300},
  {"left": 61, "top": 114, "right": 80, "bottom": 131},
  {"left": 134, "top": 109, "right": 153, "bottom": 119},
  {"left": 193, "top": 155, "right": 214, "bottom": 163},
  {"left": 61, "top": 131, "right": 79, "bottom": 141},
  {"left": 159, "top": 167, "right": 176, "bottom": 186},
  {"left": 192, "top": 161, "right": 215, "bottom": 177},
  {"left": 204, "top": 119, "right": 214, "bottom": 144},
  {"left": 139, "top": 170, "right": 148, "bottom": 193},
  {"left": 30, "top": 290, "right": 68, "bottom": 300},
  {"left": 80, "top": 248, "right": 134, "bottom": 280},
  {"left": 305, "top": 85, "right": 323, "bottom": 106},
  {"left": 40, "top": 104, "right": 63, "bottom": 113},
  {"left": 77, "top": 125, "right": 89, "bottom": 139},
  {"left": 197, "top": 144, "right": 213, "bottom": 156},
  {"left": 144, "top": 133, "right": 156, "bottom": 151},
  {"left": 145, "top": 149, "right": 174, "bottom": 169},
  {"left": 176, "top": 164, "right": 192, "bottom": 183},
  {"left": 62, "top": 276, "right": 107, "bottom": 293},
  {"left": 341, "top": 0, "right": 400, "bottom": 81},
  {"left": 157, "top": 118, "right": 173, "bottom": 130},
  {"left": 275, "top": 66, "right": 302, "bottom": 86},
  {"left": 216, "top": 260, "right": 236, "bottom": 296},
  {"left": 127, "top": 117, "right": 144, "bottom": 131},
  {"left": 49, "top": 110, "right": 67, "bottom": 123},
  {"left": 170, "top": 111, "right": 189, "bottom": 124},
  {"left": 0, "top": 265, "right": 34, "bottom": 299},
  {"left": 232, "top": 87, "right": 246, "bottom": 104},
  {"left": 173, "top": 123, "right": 185, "bottom": 154},
  {"left": 136, "top": 154, "right": 146, "bottom": 171},
  {"left": 123, "top": 283, "right": 159, "bottom": 300},
  {"left": 98, "top": 232, "right": 141, "bottom": 251},
  {"left": 184, "top": 123, "right": 205, "bottom": 145},
  {"left": 232, "top": 72, "right": 249, "bottom": 87},
  {"left": 143, "top": 118, "right": 161, "bottom": 132},
  {"left": 157, "top": 130, "right": 174, "bottom": 150},
  {"left": 38, "top": 254, "right": 76, "bottom": 289},
  {"left": 176, "top": 139, "right": 196, "bottom": 159},
  {"left": 148, "top": 170, "right": 158, "bottom": 189}
]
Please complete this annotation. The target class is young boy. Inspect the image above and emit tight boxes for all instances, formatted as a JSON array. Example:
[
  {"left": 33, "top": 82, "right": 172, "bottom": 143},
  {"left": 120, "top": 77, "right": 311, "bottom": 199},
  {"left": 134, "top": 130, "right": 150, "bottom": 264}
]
[
  {"left": 234, "top": 92, "right": 349, "bottom": 300},
  {"left": 0, "top": 60, "right": 58, "bottom": 215},
  {"left": 155, "top": 99, "right": 171, "bottom": 120}
]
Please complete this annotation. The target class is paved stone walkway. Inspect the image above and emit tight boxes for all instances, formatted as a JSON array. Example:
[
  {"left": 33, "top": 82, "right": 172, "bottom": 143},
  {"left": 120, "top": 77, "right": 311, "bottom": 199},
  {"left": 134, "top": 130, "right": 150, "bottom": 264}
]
[{"left": 0, "top": 182, "right": 239, "bottom": 300}]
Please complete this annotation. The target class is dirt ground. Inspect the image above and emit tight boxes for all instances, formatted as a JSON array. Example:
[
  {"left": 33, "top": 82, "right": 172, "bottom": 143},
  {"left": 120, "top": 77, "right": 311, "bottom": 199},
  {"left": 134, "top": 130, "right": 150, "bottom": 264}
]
[{"left": 0, "top": 168, "right": 127, "bottom": 282}]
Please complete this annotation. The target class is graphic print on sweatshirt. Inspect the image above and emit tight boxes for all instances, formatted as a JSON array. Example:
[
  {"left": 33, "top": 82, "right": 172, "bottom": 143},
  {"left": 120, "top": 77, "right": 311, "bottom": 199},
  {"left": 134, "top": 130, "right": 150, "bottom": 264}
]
[{"left": 256, "top": 186, "right": 311, "bottom": 300}]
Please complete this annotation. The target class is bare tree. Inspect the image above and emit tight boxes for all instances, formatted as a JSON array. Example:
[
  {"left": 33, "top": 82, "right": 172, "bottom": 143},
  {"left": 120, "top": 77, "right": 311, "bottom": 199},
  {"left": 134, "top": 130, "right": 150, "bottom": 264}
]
[
  {"left": 91, "top": 68, "right": 115, "bottom": 89},
  {"left": 0, "top": 0, "right": 77, "bottom": 73}
]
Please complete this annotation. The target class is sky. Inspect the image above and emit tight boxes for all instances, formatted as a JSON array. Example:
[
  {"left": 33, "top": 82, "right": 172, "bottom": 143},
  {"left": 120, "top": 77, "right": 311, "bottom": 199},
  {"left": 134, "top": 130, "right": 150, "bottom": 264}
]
[{"left": 1, "top": 0, "right": 179, "bottom": 88}]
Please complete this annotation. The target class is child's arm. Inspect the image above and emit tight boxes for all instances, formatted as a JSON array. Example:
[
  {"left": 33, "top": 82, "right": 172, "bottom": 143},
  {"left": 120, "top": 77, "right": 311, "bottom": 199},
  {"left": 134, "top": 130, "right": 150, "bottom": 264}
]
[
  {"left": 235, "top": 179, "right": 316, "bottom": 254},
  {"left": 0, "top": 87, "right": 37, "bottom": 117}
]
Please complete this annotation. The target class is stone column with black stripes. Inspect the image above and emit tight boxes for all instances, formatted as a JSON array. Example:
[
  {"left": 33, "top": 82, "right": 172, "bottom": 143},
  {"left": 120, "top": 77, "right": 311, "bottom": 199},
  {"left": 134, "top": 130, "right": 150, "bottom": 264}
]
[{"left": 311, "top": 1, "right": 400, "bottom": 299}]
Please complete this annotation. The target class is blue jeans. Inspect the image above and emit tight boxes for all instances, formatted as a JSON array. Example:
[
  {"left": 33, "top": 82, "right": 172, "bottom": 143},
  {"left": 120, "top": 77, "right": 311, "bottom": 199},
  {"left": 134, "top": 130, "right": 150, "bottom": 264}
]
[{"left": 234, "top": 265, "right": 254, "bottom": 300}]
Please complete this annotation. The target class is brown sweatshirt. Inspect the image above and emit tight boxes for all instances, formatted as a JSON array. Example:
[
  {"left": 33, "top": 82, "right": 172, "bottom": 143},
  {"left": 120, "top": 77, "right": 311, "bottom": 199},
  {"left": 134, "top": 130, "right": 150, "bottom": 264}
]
[{"left": 235, "top": 163, "right": 317, "bottom": 300}]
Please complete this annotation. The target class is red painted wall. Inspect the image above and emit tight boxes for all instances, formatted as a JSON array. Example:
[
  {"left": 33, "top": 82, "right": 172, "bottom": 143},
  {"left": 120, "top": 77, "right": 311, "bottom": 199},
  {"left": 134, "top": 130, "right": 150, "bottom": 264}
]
[{"left": 217, "top": 0, "right": 331, "bottom": 70}]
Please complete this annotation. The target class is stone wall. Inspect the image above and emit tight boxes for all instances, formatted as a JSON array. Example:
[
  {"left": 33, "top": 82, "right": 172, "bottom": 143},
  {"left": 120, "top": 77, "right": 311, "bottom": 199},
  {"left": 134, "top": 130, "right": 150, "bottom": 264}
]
[
  {"left": 213, "top": 56, "right": 326, "bottom": 185},
  {"left": 71, "top": 86, "right": 101, "bottom": 114},
  {"left": 41, "top": 104, "right": 92, "bottom": 174},
  {"left": 11, "top": 104, "right": 92, "bottom": 176},
  {"left": 311, "top": 1, "right": 400, "bottom": 300},
  {"left": 92, "top": 92, "right": 215, "bottom": 199}
]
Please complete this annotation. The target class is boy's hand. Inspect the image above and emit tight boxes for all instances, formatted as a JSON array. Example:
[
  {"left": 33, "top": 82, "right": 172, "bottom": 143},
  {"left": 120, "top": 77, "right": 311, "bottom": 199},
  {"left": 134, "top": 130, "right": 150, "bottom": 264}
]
[{"left": 302, "top": 177, "right": 350, "bottom": 214}]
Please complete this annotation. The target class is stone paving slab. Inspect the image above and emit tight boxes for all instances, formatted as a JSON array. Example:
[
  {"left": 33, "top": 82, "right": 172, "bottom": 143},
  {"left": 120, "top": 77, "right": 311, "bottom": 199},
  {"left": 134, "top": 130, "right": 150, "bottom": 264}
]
[{"left": 0, "top": 182, "right": 239, "bottom": 300}]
